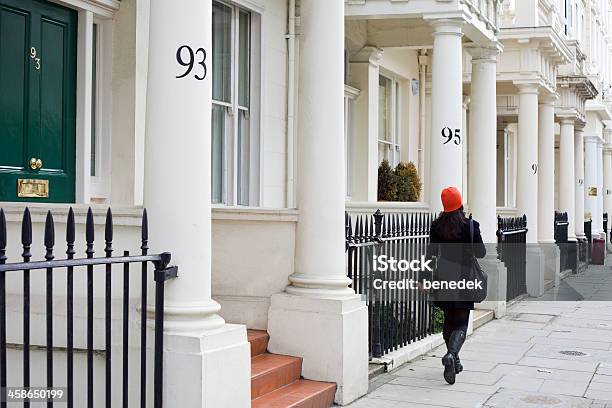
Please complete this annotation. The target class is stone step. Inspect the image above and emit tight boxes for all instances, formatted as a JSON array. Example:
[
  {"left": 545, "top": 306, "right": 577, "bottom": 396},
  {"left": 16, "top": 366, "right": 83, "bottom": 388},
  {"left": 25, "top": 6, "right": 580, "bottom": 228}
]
[
  {"left": 248, "top": 330, "right": 336, "bottom": 408},
  {"left": 251, "top": 379, "right": 336, "bottom": 408},
  {"left": 248, "top": 329, "right": 270, "bottom": 357},
  {"left": 251, "top": 353, "right": 303, "bottom": 400},
  {"left": 473, "top": 309, "right": 494, "bottom": 330}
]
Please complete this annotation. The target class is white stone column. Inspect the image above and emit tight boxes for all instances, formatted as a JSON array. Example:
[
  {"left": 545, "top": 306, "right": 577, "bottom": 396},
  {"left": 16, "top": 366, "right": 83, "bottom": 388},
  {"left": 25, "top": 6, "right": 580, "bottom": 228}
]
[
  {"left": 428, "top": 19, "right": 464, "bottom": 212},
  {"left": 516, "top": 83, "right": 540, "bottom": 243},
  {"left": 603, "top": 130, "right": 612, "bottom": 237},
  {"left": 559, "top": 118, "right": 577, "bottom": 240},
  {"left": 574, "top": 127, "right": 585, "bottom": 239},
  {"left": 350, "top": 47, "right": 383, "bottom": 202},
  {"left": 466, "top": 45, "right": 499, "bottom": 241},
  {"left": 537, "top": 96, "right": 556, "bottom": 243},
  {"left": 584, "top": 135, "right": 603, "bottom": 235},
  {"left": 467, "top": 44, "right": 507, "bottom": 317},
  {"left": 268, "top": 0, "right": 368, "bottom": 404},
  {"left": 143, "top": 1, "right": 250, "bottom": 406},
  {"left": 537, "top": 96, "right": 560, "bottom": 289},
  {"left": 597, "top": 139, "right": 604, "bottom": 236}
]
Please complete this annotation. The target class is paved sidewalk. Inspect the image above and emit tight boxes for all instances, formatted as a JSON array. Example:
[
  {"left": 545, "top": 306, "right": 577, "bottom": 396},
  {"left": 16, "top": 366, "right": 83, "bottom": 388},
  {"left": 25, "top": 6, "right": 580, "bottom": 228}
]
[{"left": 346, "top": 261, "right": 612, "bottom": 408}]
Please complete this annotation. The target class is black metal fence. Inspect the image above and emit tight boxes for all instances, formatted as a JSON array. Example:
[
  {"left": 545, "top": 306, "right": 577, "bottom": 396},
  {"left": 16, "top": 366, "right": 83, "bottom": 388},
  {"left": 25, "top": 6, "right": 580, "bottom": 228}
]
[
  {"left": 0, "top": 207, "right": 176, "bottom": 408},
  {"left": 345, "top": 210, "right": 435, "bottom": 358},
  {"left": 584, "top": 219, "right": 593, "bottom": 265},
  {"left": 496, "top": 215, "right": 528, "bottom": 301},
  {"left": 555, "top": 212, "right": 576, "bottom": 273}
]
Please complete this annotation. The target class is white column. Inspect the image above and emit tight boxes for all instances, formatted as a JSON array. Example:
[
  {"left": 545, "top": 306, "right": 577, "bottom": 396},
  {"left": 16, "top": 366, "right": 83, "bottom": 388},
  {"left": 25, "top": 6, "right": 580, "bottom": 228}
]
[
  {"left": 351, "top": 47, "right": 383, "bottom": 202},
  {"left": 467, "top": 44, "right": 507, "bottom": 317},
  {"left": 559, "top": 118, "right": 577, "bottom": 240},
  {"left": 538, "top": 96, "right": 556, "bottom": 243},
  {"left": 143, "top": 1, "right": 250, "bottom": 406},
  {"left": 428, "top": 19, "right": 464, "bottom": 212},
  {"left": 268, "top": 0, "right": 368, "bottom": 404},
  {"left": 516, "top": 83, "right": 540, "bottom": 243},
  {"left": 597, "top": 139, "right": 604, "bottom": 236},
  {"left": 603, "top": 130, "right": 612, "bottom": 231},
  {"left": 467, "top": 45, "right": 499, "bottom": 242},
  {"left": 574, "top": 127, "right": 585, "bottom": 239},
  {"left": 584, "top": 135, "right": 602, "bottom": 235}
]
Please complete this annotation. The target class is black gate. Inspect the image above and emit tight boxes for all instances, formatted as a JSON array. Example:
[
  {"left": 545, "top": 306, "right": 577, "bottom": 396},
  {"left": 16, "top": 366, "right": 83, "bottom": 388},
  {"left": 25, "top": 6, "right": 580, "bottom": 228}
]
[
  {"left": 345, "top": 210, "right": 435, "bottom": 358},
  {"left": 496, "top": 215, "right": 527, "bottom": 301},
  {"left": 0, "top": 207, "right": 176, "bottom": 408}
]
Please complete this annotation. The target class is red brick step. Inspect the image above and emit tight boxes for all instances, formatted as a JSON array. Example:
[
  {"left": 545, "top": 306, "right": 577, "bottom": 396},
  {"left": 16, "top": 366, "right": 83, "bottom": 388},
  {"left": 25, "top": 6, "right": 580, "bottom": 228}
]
[
  {"left": 252, "top": 380, "right": 336, "bottom": 408},
  {"left": 248, "top": 329, "right": 270, "bottom": 357},
  {"left": 248, "top": 329, "right": 336, "bottom": 408},
  {"left": 251, "top": 353, "right": 302, "bottom": 399}
]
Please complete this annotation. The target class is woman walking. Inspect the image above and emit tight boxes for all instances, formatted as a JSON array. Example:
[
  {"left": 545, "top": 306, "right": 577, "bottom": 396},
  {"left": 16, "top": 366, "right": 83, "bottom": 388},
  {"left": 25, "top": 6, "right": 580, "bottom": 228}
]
[{"left": 427, "top": 187, "right": 486, "bottom": 385}]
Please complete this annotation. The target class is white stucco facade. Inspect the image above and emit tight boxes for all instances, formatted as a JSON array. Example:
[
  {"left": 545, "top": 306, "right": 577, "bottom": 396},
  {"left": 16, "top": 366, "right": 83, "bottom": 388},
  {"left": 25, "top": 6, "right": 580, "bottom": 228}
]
[{"left": 2, "top": 0, "right": 612, "bottom": 406}]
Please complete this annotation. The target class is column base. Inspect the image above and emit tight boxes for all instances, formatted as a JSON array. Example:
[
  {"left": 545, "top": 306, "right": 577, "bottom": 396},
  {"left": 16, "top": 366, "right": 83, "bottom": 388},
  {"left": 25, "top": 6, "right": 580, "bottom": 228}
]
[
  {"left": 475, "top": 252, "right": 507, "bottom": 318},
  {"left": 267, "top": 293, "right": 368, "bottom": 405},
  {"left": 540, "top": 243, "right": 561, "bottom": 289},
  {"left": 163, "top": 323, "right": 251, "bottom": 408},
  {"left": 526, "top": 246, "right": 545, "bottom": 297}
]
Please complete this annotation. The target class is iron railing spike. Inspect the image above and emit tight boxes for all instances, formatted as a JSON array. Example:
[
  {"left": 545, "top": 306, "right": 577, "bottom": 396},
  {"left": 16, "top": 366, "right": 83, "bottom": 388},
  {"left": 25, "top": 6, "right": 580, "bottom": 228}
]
[{"left": 44, "top": 211, "right": 55, "bottom": 260}]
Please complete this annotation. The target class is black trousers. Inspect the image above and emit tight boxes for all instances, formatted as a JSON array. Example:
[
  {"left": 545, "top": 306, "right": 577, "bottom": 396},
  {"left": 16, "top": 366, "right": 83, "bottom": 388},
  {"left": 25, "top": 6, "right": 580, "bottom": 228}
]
[{"left": 442, "top": 309, "right": 470, "bottom": 344}]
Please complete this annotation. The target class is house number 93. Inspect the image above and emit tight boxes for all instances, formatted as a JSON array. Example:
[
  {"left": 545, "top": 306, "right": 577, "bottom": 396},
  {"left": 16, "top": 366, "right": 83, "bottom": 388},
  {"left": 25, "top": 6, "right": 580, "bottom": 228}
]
[
  {"left": 30, "top": 47, "right": 41, "bottom": 70},
  {"left": 176, "top": 45, "right": 207, "bottom": 80}
]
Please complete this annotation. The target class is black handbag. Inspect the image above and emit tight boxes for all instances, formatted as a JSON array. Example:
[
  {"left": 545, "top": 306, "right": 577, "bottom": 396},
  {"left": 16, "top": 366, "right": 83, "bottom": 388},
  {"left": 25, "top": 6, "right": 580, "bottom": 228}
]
[{"left": 464, "top": 219, "right": 488, "bottom": 303}]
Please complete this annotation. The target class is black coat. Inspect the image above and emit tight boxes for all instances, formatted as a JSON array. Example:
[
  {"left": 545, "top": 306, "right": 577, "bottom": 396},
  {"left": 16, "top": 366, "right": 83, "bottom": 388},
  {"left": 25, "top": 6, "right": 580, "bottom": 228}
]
[{"left": 426, "top": 218, "right": 486, "bottom": 310}]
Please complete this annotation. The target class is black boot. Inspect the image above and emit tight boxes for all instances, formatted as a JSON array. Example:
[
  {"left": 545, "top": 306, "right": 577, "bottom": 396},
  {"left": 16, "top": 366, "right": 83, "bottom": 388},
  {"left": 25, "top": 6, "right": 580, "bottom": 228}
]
[
  {"left": 442, "top": 330, "right": 466, "bottom": 384},
  {"left": 454, "top": 355, "right": 463, "bottom": 374}
]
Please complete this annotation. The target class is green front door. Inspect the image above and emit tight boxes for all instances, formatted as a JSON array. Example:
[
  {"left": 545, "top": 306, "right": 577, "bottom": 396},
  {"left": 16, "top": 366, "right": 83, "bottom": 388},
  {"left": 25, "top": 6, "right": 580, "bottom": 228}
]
[{"left": 0, "top": 0, "right": 77, "bottom": 203}]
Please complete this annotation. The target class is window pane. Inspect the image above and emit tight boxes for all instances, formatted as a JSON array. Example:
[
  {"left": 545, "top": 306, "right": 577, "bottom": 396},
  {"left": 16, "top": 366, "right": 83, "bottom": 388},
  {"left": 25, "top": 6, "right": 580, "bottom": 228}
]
[
  {"left": 211, "top": 104, "right": 226, "bottom": 203},
  {"left": 237, "top": 110, "right": 250, "bottom": 205},
  {"left": 378, "top": 76, "right": 391, "bottom": 143},
  {"left": 238, "top": 10, "right": 250, "bottom": 108},
  {"left": 91, "top": 23, "right": 98, "bottom": 176},
  {"left": 212, "top": 1, "right": 232, "bottom": 102}
]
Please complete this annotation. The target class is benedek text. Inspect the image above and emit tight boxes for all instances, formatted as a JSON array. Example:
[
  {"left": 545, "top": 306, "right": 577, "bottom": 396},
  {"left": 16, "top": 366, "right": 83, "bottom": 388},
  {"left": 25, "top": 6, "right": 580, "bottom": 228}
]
[{"left": 373, "top": 278, "right": 484, "bottom": 291}]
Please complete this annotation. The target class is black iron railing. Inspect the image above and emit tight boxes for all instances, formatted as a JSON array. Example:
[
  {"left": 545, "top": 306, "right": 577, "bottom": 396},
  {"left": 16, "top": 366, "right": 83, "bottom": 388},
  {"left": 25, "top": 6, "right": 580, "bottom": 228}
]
[
  {"left": 584, "top": 219, "right": 593, "bottom": 264},
  {"left": 0, "top": 207, "right": 176, "bottom": 408},
  {"left": 604, "top": 213, "right": 609, "bottom": 254},
  {"left": 496, "top": 215, "right": 528, "bottom": 301},
  {"left": 345, "top": 210, "right": 435, "bottom": 359},
  {"left": 554, "top": 211, "right": 576, "bottom": 273}
]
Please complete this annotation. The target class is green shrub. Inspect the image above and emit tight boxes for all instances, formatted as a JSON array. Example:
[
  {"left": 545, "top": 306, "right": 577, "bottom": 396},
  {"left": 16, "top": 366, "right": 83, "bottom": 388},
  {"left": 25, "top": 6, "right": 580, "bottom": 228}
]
[
  {"left": 433, "top": 306, "right": 444, "bottom": 334},
  {"left": 395, "top": 161, "right": 422, "bottom": 202},
  {"left": 378, "top": 160, "right": 397, "bottom": 201}
]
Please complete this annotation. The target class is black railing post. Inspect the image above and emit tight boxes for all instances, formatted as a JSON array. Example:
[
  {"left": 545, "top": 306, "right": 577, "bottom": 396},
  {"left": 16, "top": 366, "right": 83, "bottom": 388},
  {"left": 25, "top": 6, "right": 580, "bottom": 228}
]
[
  {"left": 104, "top": 209, "right": 113, "bottom": 408},
  {"left": 21, "top": 208, "right": 32, "bottom": 408},
  {"left": 153, "top": 253, "right": 178, "bottom": 408},
  {"left": 0, "top": 209, "right": 6, "bottom": 408},
  {"left": 44, "top": 211, "right": 55, "bottom": 408},
  {"left": 66, "top": 208, "right": 75, "bottom": 408},
  {"left": 86, "top": 208, "right": 95, "bottom": 408}
]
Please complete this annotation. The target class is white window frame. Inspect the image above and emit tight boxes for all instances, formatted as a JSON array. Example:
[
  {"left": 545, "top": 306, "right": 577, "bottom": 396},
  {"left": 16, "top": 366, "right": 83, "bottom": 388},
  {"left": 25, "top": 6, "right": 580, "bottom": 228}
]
[
  {"left": 52, "top": 0, "right": 116, "bottom": 204},
  {"left": 89, "top": 18, "right": 112, "bottom": 200},
  {"left": 211, "top": 0, "right": 262, "bottom": 207},
  {"left": 344, "top": 85, "right": 360, "bottom": 200},
  {"left": 377, "top": 71, "right": 401, "bottom": 167}
]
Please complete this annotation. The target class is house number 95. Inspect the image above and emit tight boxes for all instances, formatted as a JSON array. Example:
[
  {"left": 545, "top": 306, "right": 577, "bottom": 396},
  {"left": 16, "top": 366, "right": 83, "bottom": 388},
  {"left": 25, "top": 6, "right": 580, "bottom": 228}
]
[
  {"left": 30, "top": 47, "right": 41, "bottom": 70},
  {"left": 442, "top": 127, "right": 461, "bottom": 145},
  {"left": 176, "top": 45, "right": 207, "bottom": 80}
]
